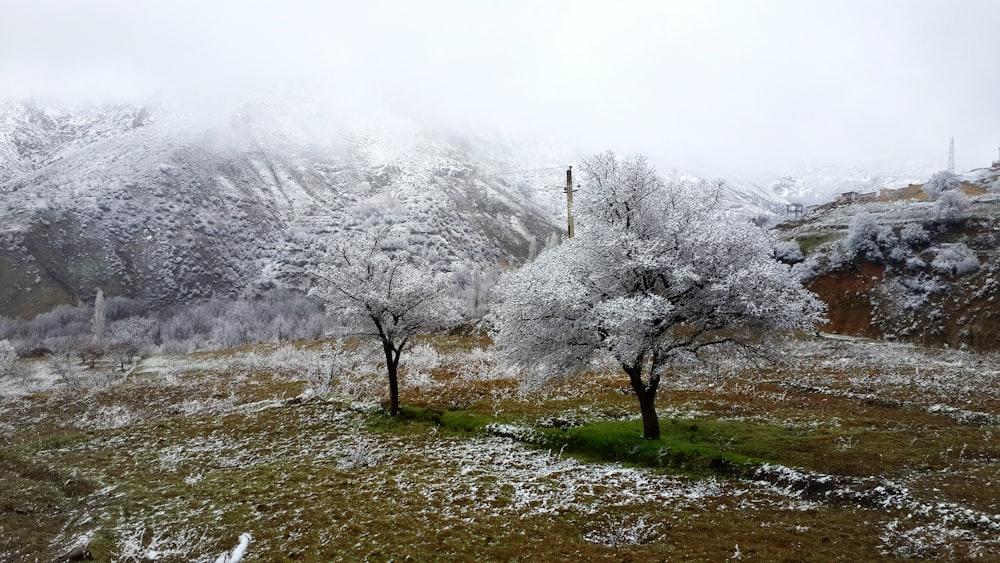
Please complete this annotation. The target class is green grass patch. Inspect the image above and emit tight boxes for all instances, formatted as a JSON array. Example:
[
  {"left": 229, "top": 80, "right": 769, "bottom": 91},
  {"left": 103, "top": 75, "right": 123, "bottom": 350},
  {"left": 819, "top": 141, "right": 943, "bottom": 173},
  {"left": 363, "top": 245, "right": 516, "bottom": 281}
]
[
  {"left": 796, "top": 232, "right": 840, "bottom": 254},
  {"left": 539, "top": 418, "right": 770, "bottom": 475},
  {"left": 374, "top": 405, "right": 496, "bottom": 435},
  {"left": 383, "top": 407, "right": 823, "bottom": 477}
]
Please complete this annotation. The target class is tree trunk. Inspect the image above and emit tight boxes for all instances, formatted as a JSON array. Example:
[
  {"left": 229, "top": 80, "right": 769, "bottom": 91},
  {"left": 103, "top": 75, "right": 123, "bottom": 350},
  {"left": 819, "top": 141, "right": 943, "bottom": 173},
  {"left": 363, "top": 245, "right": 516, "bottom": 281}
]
[
  {"left": 625, "top": 360, "right": 661, "bottom": 440},
  {"left": 387, "top": 360, "right": 400, "bottom": 416},
  {"left": 382, "top": 341, "right": 401, "bottom": 416},
  {"left": 636, "top": 388, "right": 660, "bottom": 440}
]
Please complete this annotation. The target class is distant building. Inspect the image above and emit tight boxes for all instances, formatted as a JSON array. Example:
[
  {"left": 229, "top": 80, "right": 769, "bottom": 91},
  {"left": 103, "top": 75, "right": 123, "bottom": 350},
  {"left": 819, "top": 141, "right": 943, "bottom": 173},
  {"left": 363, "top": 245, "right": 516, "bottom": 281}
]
[
  {"left": 786, "top": 203, "right": 804, "bottom": 217},
  {"left": 838, "top": 191, "right": 877, "bottom": 203}
]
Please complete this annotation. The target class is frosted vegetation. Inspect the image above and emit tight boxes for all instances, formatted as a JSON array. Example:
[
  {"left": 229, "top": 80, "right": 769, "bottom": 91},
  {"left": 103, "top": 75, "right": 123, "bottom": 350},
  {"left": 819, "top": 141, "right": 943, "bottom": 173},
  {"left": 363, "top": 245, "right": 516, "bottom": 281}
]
[
  {"left": 0, "top": 291, "right": 328, "bottom": 359},
  {"left": 3, "top": 152, "right": 1000, "bottom": 560},
  {"left": 309, "top": 226, "right": 462, "bottom": 415},
  {"left": 3, "top": 332, "right": 1000, "bottom": 560},
  {"left": 491, "top": 152, "right": 823, "bottom": 439},
  {"left": 775, "top": 164, "right": 1000, "bottom": 348}
]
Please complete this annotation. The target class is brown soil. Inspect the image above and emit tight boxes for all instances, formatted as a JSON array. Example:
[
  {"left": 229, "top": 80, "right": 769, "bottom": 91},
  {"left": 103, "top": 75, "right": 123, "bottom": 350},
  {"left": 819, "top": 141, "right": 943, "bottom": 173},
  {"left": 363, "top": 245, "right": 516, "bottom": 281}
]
[{"left": 808, "top": 261, "right": 885, "bottom": 338}]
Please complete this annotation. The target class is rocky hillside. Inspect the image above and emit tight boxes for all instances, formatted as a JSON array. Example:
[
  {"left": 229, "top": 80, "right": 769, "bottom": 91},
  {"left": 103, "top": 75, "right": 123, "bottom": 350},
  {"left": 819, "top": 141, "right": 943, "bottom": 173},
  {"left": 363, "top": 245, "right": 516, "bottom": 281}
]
[
  {"left": 0, "top": 99, "right": 565, "bottom": 319},
  {"left": 775, "top": 168, "right": 1000, "bottom": 350}
]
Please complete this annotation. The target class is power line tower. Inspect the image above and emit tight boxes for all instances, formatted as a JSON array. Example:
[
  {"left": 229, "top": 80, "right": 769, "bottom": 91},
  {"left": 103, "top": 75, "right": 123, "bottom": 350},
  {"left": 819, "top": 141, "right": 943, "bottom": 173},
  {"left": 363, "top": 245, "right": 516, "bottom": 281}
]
[{"left": 947, "top": 137, "right": 956, "bottom": 174}]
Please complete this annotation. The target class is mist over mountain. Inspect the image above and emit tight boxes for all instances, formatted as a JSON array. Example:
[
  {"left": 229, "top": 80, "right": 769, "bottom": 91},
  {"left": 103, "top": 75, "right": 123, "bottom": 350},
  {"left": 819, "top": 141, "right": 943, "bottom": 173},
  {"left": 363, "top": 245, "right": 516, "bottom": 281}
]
[
  {"left": 0, "top": 98, "right": 572, "bottom": 318},
  {"left": 764, "top": 161, "right": 945, "bottom": 205},
  {"left": 3, "top": 92, "right": 969, "bottom": 321}
]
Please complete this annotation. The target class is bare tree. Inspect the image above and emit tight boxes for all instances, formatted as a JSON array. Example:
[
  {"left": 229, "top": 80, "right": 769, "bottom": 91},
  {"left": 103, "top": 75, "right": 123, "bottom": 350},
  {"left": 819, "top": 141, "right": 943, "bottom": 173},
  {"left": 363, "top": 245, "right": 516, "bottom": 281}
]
[
  {"left": 491, "top": 152, "right": 825, "bottom": 439},
  {"left": 109, "top": 316, "right": 156, "bottom": 371},
  {"left": 310, "top": 228, "right": 461, "bottom": 415}
]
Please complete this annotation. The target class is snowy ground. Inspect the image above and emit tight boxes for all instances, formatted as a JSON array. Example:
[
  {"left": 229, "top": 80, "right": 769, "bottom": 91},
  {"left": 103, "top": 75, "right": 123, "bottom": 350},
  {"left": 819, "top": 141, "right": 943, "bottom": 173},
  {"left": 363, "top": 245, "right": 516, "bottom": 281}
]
[{"left": 2, "top": 336, "right": 999, "bottom": 561}]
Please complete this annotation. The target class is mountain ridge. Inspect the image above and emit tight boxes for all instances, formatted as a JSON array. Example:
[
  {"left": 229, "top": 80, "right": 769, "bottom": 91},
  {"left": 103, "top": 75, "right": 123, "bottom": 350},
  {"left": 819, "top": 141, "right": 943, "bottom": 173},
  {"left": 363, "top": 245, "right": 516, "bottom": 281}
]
[{"left": 0, "top": 99, "right": 565, "bottom": 318}]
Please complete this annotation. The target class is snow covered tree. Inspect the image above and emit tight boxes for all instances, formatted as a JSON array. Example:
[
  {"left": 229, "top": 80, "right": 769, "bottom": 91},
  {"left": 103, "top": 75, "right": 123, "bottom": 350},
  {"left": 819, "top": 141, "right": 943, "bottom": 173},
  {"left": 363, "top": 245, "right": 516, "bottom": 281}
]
[
  {"left": 109, "top": 316, "right": 157, "bottom": 371},
  {"left": 934, "top": 188, "right": 969, "bottom": 223},
  {"left": 491, "top": 152, "right": 825, "bottom": 439},
  {"left": 310, "top": 228, "right": 461, "bottom": 415},
  {"left": 922, "top": 170, "right": 962, "bottom": 201}
]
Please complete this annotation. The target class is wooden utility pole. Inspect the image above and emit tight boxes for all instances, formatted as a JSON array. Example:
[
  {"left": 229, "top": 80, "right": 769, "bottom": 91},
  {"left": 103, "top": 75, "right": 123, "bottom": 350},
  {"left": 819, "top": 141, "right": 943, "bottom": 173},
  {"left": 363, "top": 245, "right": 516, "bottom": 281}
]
[{"left": 565, "top": 166, "right": 575, "bottom": 238}]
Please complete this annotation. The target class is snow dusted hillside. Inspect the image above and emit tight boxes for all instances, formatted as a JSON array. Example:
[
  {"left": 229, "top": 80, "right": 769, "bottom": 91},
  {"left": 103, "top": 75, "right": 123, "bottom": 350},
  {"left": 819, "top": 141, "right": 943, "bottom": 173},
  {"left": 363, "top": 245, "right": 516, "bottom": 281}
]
[
  {"left": 766, "top": 161, "right": 941, "bottom": 204},
  {"left": 0, "top": 100, "right": 151, "bottom": 184},
  {"left": 0, "top": 99, "right": 565, "bottom": 318},
  {"left": 774, "top": 168, "right": 1000, "bottom": 350}
]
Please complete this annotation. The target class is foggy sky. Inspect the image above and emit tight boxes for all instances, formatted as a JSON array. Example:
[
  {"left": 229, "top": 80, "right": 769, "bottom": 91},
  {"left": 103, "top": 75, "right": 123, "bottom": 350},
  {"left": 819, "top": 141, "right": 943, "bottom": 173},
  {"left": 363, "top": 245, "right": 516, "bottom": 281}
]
[{"left": 2, "top": 0, "right": 999, "bottom": 177}]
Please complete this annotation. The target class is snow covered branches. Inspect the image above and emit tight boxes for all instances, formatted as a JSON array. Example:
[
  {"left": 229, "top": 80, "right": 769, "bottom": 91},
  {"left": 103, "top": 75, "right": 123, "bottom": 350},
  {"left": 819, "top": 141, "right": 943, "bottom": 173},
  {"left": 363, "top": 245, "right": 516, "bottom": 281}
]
[
  {"left": 491, "top": 152, "right": 825, "bottom": 439},
  {"left": 922, "top": 170, "right": 969, "bottom": 222},
  {"left": 844, "top": 213, "right": 898, "bottom": 263},
  {"left": 922, "top": 170, "right": 962, "bottom": 202},
  {"left": 309, "top": 227, "right": 461, "bottom": 415}
]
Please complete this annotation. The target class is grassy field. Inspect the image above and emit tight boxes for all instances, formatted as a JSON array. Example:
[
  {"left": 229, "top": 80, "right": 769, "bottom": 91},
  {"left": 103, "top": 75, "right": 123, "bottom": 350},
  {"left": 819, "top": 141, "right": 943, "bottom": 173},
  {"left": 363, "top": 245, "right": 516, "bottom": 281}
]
[{"left": 1, "top": 334, "right": 999, "bottom": 561}]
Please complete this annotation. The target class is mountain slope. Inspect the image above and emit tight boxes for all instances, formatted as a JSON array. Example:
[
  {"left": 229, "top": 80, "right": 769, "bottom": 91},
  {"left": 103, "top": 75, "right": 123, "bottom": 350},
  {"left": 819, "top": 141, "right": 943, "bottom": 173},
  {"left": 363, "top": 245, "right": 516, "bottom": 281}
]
[
  {"left": 775, "top": 172, "right": 1000, "bottom": 350},
  {"left": 0, "top": 100, "right": 564, "bottom": 318}
]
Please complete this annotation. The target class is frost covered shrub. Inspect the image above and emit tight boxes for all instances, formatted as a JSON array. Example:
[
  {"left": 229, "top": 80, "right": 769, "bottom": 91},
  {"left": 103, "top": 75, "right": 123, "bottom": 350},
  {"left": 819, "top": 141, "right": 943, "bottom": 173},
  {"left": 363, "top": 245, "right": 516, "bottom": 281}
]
[
  {"left": 773, "top": 240, "right": 804, "bottom": 264},
  {"left": 934, "top": 189, "right": 969, "bottom": 222},
  {"left": 115, "top": 524, "right": 210, "bottom": 562},
  {"left": 78, "top": 405, "right": 142, "bottom": 430},
  {"left": 900, "top": 275, "right": 942, "bottom": 296},
  {"left": 899, "top": 224, "right": 930, "bottom": 249},
  {"left": 156, "top": 291, "right": 327, "bottom": 353},
  {"left": 887, "top": 246, "right": 910, "bottom": 264},
  {"left": 789, "top": 254, "right": 820, "bottom": 282},
  {"left": 0, "top": 339, "right": 21, "bottom": 380},
  {"left": 922, "top": 170, "right": 961, "bottom": 201},
  {"left": 0, "top": 304, "right": 92, "bottom": 350},
  {"left": 931, "top": 244, "right": 980, "bottom": 276},
  {"left": 308, "top": 341, "right": 383, "bottom": 400},
  {"left": 905, "top": 256, "right": 927, "bottom": 271},
  {"left": 583, "top": 515, "right": 661, "bottom": 547},
  {"left": 843, "top": 213, "right": 896, "bottom": 263},
  {"left": 405, "top": 342, "right": 441, "bottom": 371}
]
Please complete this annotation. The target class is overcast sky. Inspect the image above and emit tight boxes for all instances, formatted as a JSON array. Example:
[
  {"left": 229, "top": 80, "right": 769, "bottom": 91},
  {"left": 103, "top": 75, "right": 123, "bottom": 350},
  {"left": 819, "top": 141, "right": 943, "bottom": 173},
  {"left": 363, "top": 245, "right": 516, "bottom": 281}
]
[{"left": 2, "top": 0, "right": 999, "bottom": 177}]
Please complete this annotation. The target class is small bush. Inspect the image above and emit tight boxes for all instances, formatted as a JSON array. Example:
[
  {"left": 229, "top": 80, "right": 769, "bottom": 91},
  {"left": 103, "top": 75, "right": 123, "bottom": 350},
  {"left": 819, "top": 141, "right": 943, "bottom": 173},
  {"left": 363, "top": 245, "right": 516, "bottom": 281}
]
[
  {"left": 843, "top": 214, "right": 896, "bottom": 263},
  {"left": 899, "top": 224, "right": 930, "bottom": 249},
  {"left": 773, "top": 241, "right": 804, "bottom": 264},
  {"left": 931, "top": 244, "right": 980, "bottom": 276},
  {"left": 0, "top": 339, "right": 23, "bottom": 381}
]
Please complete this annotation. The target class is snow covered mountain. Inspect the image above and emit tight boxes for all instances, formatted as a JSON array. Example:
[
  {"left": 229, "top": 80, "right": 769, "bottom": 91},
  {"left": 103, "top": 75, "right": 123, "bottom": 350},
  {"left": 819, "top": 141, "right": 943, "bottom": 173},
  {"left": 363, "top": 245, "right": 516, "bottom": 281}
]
[
  {"left": 765, "top": 161, "right": 942, "bottom": 204},
  {"left": 0, "top": 99, "right": 565, "bottom": 319}
]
